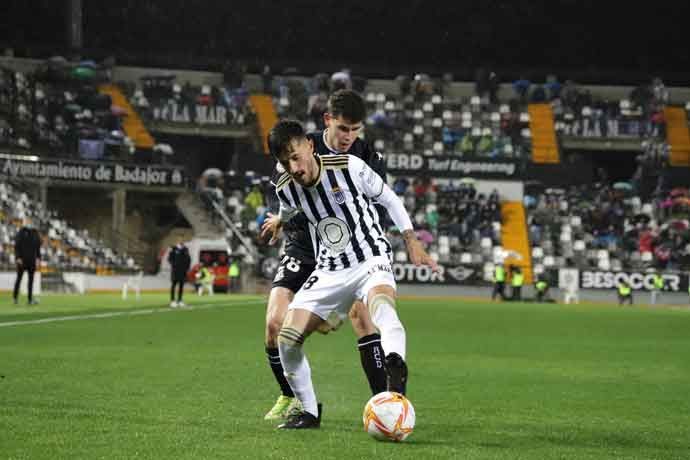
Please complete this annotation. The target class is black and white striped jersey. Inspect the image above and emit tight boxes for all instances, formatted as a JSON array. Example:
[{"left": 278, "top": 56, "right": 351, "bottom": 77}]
[{"left": 275, "top": 154, "right": 393, "bottom": 272}]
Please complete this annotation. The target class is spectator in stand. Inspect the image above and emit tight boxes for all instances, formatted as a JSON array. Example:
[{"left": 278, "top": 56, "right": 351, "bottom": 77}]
[{"left": 512, "top": 77, "right": 531, "bottom": 104}]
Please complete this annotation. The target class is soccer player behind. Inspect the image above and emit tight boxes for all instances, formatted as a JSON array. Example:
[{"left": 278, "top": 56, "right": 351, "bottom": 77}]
[
  {"left": 262, "top": 90, "right": 388, "bottom": 420},
  {"left": 261, "top": 119, "right": 438, "bottom": 429}
]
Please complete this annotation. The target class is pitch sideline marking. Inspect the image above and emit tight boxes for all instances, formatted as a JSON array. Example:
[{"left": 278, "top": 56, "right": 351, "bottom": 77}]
[{"left": 0, "top": 299, "right": 265, "bottom": 328}]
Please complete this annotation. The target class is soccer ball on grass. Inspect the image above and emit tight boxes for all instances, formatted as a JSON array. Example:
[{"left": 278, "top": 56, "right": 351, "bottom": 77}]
[{"left": 362, "top": 391, "right": 415, "bottom": 442}]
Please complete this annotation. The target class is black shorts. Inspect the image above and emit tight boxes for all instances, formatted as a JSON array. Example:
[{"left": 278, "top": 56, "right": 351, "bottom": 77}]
[{"left": 271, "top": 255, "right": 316, "bottom": 293}]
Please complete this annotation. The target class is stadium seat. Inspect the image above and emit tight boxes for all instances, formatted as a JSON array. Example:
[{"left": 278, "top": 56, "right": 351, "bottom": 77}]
[
  {"left": 532, "top": 247, "right": 544, "bottom": 259},
  {"left": 533, "top": 264, "right": 544, "bottom": 275},
  {"left": 461, "top": 253, "right": 473, "bottom": 264},
  {"left": 573, "top": 240, "right": 586, "bottom": 251},
  {"left": 395, "top": 251, "right": 407, "bottom": 263},
  {"left": 543, "top": 256, "right": 555, "bottom": 267},
  {"left": 597, "top": 259, "right": 610, "bottom": 270},
  {"left": 641, "top": 251, "right": 653, "bottom": 263}
]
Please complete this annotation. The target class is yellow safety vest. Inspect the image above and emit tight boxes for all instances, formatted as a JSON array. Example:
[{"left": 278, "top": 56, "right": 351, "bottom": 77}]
[
  {"left": 512, "top": 273, "right": 524, "bottom": 287},
  {"left": 618, "top": 285, "right": 631, "bottom": 296},
  {"left": 495, "top": 266, "right": 505, "bottom": 282}
]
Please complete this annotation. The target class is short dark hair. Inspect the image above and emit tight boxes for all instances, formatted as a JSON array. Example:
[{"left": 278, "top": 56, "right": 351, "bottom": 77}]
[
  {"left": 327, "top": 89, "right": 366, "bottom": 123},
  {"left": 267, "top": 119, "right": 307, "bottom": 160}
]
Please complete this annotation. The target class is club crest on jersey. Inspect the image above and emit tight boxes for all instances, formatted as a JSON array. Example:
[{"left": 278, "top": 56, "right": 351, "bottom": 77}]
[{"left": 332, "top": 186, "right": 346, "bottom": 204}]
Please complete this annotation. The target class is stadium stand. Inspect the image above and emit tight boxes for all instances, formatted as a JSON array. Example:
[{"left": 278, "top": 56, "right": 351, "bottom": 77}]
[
  {"left": 0, "top": 61, "right": 135, "bottom": 160},
  {"left": 525, "top": 184, "right": 690, "bottom": 274},
  {"left": 0, "top": 180, "right": 139, "bottom": 274}
]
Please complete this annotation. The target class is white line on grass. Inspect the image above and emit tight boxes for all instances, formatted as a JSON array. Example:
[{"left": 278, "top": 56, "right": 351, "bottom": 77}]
[{"left": 0, "top": 300, "right": 265, "bottom": 328}]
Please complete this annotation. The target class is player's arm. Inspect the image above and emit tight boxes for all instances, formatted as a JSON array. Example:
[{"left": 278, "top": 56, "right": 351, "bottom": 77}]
[
  {"left": 350, "top": 155, "right": 438, "bottom": 271},
  {"left": 260, "top": 194, "right": 300, "bottom": 245}
]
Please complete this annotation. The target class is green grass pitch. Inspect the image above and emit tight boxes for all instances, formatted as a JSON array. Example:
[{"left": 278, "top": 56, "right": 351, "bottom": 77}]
[{"left": 1, "top": 293, "right": 689, "bottom": 459}]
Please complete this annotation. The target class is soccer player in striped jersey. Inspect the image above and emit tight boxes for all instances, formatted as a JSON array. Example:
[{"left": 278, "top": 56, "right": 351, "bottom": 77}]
[
  {"left": 262, "top": 90, "right": 387, "bottom": 421},
  {"left": 261, "top": 119, "right": 437, "bottom": 429}
]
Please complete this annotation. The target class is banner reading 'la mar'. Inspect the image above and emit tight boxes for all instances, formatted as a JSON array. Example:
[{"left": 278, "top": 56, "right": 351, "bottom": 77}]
[
  {"left": 386, "top": 154, "right": 523, "bottom": 179},
  {"left": 1, "top": 156, "right": 187, "bottom": 187}
]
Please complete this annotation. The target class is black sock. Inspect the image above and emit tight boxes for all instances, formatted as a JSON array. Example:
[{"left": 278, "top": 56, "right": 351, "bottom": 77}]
[
  {"left": 266, "top": 347, "right": 294, "bottom": 397},
  {"left": 357, "top": 333, "right": 387, "bottom": 395}
]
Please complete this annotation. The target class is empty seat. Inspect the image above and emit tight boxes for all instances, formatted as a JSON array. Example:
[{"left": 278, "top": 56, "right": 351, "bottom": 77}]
[
  {"left": 597, "top": 259, "right": 610, "bottom": 270},
  {"left": 532, "top": 247, "right": 544, "bottom": 259}
]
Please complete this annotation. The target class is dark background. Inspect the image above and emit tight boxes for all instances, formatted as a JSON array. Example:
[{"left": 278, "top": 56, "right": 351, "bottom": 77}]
[{"left": 2, "top": 0, "right": 689, "bottom": 84}]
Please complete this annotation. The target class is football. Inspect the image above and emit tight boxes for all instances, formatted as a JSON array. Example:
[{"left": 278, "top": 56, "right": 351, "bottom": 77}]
[{"left": 362, "top": 391, "right": 415, "bottom": 442}]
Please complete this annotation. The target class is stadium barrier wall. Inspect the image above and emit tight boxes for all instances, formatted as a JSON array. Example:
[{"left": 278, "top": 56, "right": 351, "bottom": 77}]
[{"left": 0, "top": 272, "right": 169, "bottom": 294}]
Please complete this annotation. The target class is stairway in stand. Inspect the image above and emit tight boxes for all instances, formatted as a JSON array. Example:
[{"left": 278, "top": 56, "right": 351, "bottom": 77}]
[
  {"left": 528, "top": 103, "right": 560, "bottom": 164},
  {"left": 500, "top": 201, "right": 533, "bottom": 284},
  {"left": 99, "top": 84, "right": 155, "bottom": 149},
  {"left": 663, "top": 107, "right": 690, "bottom": 166},
  {"left": 175, "top": 192, "right": 224, "bottom": 239}
]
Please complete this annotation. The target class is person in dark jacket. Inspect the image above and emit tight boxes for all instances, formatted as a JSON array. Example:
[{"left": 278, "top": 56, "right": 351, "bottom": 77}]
[
  {"left": 168, "top": 238, "right": 191, "bottom": 308},
  {"left": 13, "top": 221, "right": 41, "bottom": 305}
]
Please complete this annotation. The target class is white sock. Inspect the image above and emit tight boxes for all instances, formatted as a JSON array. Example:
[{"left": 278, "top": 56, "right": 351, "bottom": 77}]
[
  {"left": 278, "top": 340, "right": 318, "bottom": 417},
  {"left": 371, "top": 302, "right": 406, "bottom": 361}
]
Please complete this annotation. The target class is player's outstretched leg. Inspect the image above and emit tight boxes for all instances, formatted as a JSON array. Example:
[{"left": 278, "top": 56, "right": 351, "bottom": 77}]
[
  {"left": 350, "top": 300, "right": 387, "bottom": 395},
  {"left": 367, "top": 289, "right": 408, "bottom": 395}
]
